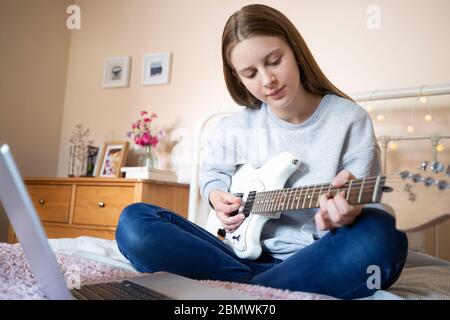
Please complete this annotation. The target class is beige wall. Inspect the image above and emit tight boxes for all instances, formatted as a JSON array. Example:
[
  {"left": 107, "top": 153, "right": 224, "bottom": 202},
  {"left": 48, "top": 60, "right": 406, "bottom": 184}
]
[
  {"left": 0, "top": 0, "right": 73, "bottom": 241},
  {"left": 56, "top": 0, "right": 450, "bottom": 181}
]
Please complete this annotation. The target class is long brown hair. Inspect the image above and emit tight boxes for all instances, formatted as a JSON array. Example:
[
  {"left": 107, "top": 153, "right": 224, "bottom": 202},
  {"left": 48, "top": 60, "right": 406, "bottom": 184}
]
[{"left": 222, "top": 4, "right": 353, "bottom": 108}]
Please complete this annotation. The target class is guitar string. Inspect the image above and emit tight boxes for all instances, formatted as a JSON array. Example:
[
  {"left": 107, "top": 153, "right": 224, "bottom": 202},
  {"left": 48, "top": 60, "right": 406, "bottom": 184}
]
[
  {"left": 249, "top": 176, "right": 419, "bottom": 200},
  {"left": 245, "top": 177, "right": 394, "bottom": 211},
  {"left": 239, "top": 176, "right": 430, "bottom": 211},
  {"left": 249, "top": 177, "right": 386, "bottom": 199}
]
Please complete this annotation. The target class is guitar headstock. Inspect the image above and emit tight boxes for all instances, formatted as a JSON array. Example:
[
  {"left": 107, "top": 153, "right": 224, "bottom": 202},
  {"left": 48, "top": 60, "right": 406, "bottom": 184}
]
[{"left": 382, "top": 161, "right": 449, "bottom": 232}]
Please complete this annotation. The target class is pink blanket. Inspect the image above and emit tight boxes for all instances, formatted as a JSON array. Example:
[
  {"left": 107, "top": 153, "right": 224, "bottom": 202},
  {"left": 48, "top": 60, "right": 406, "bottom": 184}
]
[{"left": 0, "top": 243, "right": 334, "bottom": 300}]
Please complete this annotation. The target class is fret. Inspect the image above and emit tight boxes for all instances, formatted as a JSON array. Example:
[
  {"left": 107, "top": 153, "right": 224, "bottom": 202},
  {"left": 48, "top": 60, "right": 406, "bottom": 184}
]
[
  {"left": 280, "top": 189, "right": 286, "bottom": 211},
  {"left": 301, "top": 186, "right": 310, "bottom": 209},
  {"left": 256, "top": 192, "right": 262, "bottom": 213},
  {"left": 284, "top": 188, "right": 290, "bottom": 210},
  {"left": 259, "top": 193, "right": 265, "bottom": 212},
  {"left": 284, "top": 189, "right": 291, "bottom": 211},
  {"left": 277, "top": 189, "right": 284, "bottom": 211},
  {"left": 269, "top": 190, "right": 276, "bottom": 212},
  {"left": 308, "top": 184, "right": 316, "bottom": 208},
  {"left": 271, "top": 189, "right": 279, "bottom": 212},
  {"left": 296, "top": 186, "right": 303, "bottom": 209},
  {"left": 315, "top": 184, "right": 324, "bottom": 207},
  {"left": 289, "top": 188, "right": 296, "bottom": 210},
  {"left": 254, "top": 193, "right": 261, "bottom": 212},
  {"left": 372, "top": 175, "right": 381, "bottom": 202},
  {"left": 286, "top": 188, "right": 294, "bottom": 210},
  {"left": 268, "top": 190, "right": 276, "bottom": 212},
  {"left": 276, "top": 189, "right": 284, "bottom": 211},
  {"left": 327, "top": 183, "right": 332, "bottom": 195},
  {"left": 285, "top": 188, "right": 292, "bottom": 211},
  {"left": 346, "top": 180, "right": 352, "bottom": 201},
  {"left": 263, "top": 191, "right": 270, "bottom": 212},
  {"left": 264, "top": 190, "right": 271, "bottom": 212},
  {"left": 291, "top": 188, "right": 299, "bottom": 210},
  {"left": 357, "top": 178, "right": 365, "bottom": 203},
  {"left": 260, "top": 191, "right": 267, "bottom": 213}
]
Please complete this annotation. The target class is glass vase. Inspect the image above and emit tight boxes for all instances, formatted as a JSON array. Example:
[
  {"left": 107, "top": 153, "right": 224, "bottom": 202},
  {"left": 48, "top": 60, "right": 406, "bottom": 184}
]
[{"left": 140, "top": 146, "right": 157, "bottom": 171}]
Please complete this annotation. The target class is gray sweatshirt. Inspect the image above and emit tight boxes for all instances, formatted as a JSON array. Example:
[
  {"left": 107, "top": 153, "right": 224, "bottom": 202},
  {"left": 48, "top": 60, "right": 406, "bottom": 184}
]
[{"left": 199, "top": 93, "right": 381, "bottom": 260}]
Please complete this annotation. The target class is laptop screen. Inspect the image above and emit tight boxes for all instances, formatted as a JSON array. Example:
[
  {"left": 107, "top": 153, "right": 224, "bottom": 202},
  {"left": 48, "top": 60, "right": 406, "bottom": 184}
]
[{"left": 0, "top": 144, "right": 73, "bottom": 300}]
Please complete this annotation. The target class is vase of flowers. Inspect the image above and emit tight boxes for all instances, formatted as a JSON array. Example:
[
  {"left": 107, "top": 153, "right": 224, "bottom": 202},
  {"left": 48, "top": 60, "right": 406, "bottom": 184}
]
[{"left": 127, "top": 110, "right": 164, "bottom": 170}]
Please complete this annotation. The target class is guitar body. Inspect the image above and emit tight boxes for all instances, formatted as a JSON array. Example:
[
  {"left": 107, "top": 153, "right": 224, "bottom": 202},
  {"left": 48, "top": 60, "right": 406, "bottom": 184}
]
[{"left": 205, "top": 152, "right": 301, "bottom": 260}]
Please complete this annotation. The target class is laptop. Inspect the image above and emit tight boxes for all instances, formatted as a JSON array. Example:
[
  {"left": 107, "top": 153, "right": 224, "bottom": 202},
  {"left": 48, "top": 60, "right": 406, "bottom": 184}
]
[{"left": 0, "top": 144, "right": 254, "bottom": 300}]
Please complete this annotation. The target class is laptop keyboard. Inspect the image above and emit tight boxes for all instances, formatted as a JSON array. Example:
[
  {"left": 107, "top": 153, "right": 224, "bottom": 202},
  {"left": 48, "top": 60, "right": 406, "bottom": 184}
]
[{"left": 71, "top": 280, "right": 171, "bottom": 300}]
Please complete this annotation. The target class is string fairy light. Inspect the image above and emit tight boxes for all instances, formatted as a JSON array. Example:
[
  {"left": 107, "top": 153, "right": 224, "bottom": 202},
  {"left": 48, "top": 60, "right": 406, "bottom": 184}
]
[
  {"left": 389, "top": 141, "right": 398, "bottom": 150},
  {"left": 419, "top": 85, "right": 428, "bottom": 104},
  {"left": 419, "top": 85, "right": 433, "bottom": 122}
]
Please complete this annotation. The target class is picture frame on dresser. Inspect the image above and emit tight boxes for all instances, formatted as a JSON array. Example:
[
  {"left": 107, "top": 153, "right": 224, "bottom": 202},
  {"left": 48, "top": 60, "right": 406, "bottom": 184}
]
[{"left": 96, "top": 141, "right": 129, "bottom": 178}]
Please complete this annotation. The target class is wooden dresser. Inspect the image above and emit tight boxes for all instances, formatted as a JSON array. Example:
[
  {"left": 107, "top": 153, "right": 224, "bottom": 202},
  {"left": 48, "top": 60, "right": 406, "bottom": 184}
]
[{"left": 7, "top": 177, "right": 189, "bottom": 243}]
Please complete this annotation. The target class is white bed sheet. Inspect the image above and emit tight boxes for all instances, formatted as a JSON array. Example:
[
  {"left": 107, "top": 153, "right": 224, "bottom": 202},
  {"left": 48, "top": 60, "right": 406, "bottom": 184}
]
[{"left": 48, "top": 236, "right": 450, "bottom": 300}]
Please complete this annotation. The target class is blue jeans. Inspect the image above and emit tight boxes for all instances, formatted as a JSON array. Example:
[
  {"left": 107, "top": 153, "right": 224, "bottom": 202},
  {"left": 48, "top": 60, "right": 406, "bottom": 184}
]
[{"left": 115, "top": 203, "right": 408, "bottom": 299}]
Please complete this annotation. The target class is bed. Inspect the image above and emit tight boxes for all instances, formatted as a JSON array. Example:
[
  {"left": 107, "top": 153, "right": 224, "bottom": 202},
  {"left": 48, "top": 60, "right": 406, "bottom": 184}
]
[{"left": 1, "top": 236, "right": 449, "bottom": 300}]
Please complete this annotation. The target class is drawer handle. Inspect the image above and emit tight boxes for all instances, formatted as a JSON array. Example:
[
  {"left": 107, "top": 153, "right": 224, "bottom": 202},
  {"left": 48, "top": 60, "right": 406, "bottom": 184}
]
[
  {"left": 98, "top": 202, "right": 105, "bottom": 208},
  {"left": 39, "top": 199, "right": 45, "bottom": 205}
]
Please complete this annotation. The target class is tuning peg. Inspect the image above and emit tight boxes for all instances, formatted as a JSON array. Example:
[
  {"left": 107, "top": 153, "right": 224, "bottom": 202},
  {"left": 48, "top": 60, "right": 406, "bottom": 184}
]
[
  {"left": 418, "top": 161, "right": 428, "bottom": 171},
  {"left": 438, "top": 180, "right": 449, "bottom": 190},
  {"left": 430, "top": 161, "right": 445, "bottom": 173},
  {"left": 399, "top": 171, "right": 410, "bottom": 179}
]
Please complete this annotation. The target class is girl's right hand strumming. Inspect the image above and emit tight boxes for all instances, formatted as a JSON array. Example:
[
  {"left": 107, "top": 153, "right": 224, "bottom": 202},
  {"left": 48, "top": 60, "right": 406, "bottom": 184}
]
[{"left": 209, "top": 190, "right": 244, "bottom": 232}]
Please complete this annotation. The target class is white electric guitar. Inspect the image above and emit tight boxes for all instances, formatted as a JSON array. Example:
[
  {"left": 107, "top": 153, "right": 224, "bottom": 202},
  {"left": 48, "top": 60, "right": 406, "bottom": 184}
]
[{"left": 205, "top": 152, "right": 450, "bottom": 260}]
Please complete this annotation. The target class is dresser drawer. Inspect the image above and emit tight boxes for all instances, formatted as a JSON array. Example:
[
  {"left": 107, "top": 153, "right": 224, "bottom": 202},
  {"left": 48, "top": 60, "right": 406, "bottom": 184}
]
[
  {"left": 73, "top": 185, "right": 134, "bottom": 227},
  {"left": 27, "top": 185, "right": 71, "bottom": 223}
]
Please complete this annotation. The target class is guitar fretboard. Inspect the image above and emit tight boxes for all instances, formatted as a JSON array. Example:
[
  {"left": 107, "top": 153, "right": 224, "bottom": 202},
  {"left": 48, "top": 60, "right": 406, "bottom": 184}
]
[{"left": 248, "top": 176, "right": 385, "bottom": 215}]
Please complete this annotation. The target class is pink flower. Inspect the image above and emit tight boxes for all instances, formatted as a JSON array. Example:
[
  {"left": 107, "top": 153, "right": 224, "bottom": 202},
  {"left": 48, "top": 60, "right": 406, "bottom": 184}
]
[
  {"left": 150, "top": 136, "right": 159, "bottom": 147},
  {"left": 127, "top": 110, "right": 164, "bottom": 149}
]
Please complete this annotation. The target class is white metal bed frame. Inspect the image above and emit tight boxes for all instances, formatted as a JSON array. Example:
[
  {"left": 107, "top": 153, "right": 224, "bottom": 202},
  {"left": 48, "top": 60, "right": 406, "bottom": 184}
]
[{"left": 187, "top": 83, "right": 450, "bottom": 236}]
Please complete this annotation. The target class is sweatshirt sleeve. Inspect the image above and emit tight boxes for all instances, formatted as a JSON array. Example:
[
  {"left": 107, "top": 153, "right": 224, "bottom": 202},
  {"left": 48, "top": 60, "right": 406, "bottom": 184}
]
[
  {"left": 199, "top": 119, "right": 239, "bottom": 202},
  {"left": 338, "top": 112, "right": 382, "bottom": 178}
]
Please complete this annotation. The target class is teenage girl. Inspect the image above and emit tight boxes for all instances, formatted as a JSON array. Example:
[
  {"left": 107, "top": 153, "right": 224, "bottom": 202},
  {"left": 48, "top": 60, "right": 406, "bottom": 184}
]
[{"left": 116, "top": 4, "right": 408, "bottom": 299}]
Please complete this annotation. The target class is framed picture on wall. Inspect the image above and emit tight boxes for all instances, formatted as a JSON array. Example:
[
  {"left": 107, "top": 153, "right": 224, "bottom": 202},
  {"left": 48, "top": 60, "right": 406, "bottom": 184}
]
[
  {"left": 96, "top": 141, "right": 129, "bottom": 177},
  {"left": 103, "top": 56, "right": 131, "bottom": 88},
  {"left": 142, "top": 52, "right": 172, "bottom": 86}
]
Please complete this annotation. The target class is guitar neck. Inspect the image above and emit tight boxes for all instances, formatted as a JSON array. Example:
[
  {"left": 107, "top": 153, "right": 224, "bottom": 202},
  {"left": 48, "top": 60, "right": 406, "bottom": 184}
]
[{"left": 249, "top": 175, "right": 386, "bottom": 214}]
